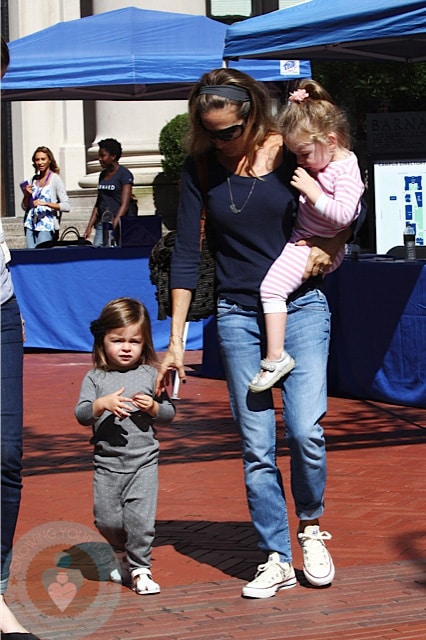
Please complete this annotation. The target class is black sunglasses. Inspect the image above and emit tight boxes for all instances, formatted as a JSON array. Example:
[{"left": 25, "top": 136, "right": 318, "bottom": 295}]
[{"left": 202, "top": 123, "right": 245, "bottom": 142}]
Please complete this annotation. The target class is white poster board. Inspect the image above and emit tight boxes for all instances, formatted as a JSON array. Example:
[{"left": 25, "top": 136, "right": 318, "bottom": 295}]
[{"left": 374, "top": 160, "right": 425, "bottom": 254}]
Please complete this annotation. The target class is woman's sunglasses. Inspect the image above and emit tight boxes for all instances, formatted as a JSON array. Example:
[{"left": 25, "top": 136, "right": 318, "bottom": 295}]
[{"left": 201, "top": 123, "right": 245, "bottom": 142}]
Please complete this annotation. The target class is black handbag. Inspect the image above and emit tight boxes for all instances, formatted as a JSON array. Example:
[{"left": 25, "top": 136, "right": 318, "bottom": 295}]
[
  {"left": 149, "top": 159, "right": 216, "bottom": 322},
  {"left": 36, "top": 226, "right": 92, "bottom": 248},
  {"left": 149, "top": 227, "right": 215, "bottom": 321}
]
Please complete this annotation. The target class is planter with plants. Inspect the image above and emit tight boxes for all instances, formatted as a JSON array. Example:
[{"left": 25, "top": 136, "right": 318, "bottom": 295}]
[{"left": 153, "top": 113, "right": 190, "bottom": 230}]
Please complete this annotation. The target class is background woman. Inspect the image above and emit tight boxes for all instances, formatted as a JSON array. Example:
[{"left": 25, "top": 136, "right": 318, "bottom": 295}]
[
  {"left": 157, "top": 68, "right": 352, "bottom": 599},
  {"left": 21, "top": 146, "right": 70, "bottom": 248},
  {"left": 84, "top": 138, "right": 134, "bottom": 247}
]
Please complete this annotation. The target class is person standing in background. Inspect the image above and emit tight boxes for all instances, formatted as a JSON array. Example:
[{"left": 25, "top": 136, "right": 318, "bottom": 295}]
[
  {"left": 83, "top": 138, "right": 134, "bottom": 247},
  {"left": 21, "top": 146, "right": 70, "bottom": 248}
]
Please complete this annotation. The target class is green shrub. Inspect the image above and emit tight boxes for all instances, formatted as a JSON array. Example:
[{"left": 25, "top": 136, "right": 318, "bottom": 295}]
[{"left": 159, "top": 113, "right": 190, "bottom": 181}]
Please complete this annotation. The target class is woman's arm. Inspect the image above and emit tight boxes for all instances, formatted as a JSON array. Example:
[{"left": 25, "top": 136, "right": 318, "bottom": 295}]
[
  {"left": 156, "top": 288, "right": 193, "bottom": 394},
  {"left": 84, "top": 205, "right": 99, "bottom": 240},
  {"left": 41, "top": 175, "right": 70, "bottom": 213}
]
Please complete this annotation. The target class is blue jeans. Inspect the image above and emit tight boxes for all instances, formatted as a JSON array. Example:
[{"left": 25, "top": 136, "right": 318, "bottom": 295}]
[
  {"left": 25, "top": 228, "right": 54, "bottom": 248},
  {"left": 216, "top": 289, "right": 330, "bottom": 563},
  {"left": 1, "top": 295, "right": 24, "bottom": 593}
]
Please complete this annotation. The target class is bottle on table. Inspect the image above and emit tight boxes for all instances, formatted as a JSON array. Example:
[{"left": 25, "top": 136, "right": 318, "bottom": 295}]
[
  {"left": 102, "top": 210, "right": 115, "bottom": 247},
  {"left": 403, "top": 223, "right": 416, "bottom": 261}
]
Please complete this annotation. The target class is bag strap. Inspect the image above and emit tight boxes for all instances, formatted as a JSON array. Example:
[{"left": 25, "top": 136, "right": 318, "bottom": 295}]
[{"left": 60, "top": 226, "right": 80, "bottom": 241}]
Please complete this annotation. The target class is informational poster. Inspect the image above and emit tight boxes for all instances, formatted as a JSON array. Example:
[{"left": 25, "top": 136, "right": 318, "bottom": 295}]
[{"left": 373, "top": 160, "right": 425, "bottom": 254}]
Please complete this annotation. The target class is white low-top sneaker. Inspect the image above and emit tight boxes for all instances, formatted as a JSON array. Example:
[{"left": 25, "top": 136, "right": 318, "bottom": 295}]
[
  {"left": 242, "top": 552, "right": 297, "bottom": 598},
  {"left": 298, "top": 525, "right": 335, "bottom": 587}
]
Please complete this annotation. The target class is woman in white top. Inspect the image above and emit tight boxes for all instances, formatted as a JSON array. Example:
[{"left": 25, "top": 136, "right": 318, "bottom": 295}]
[{"left": 21, "top": 146, "right": 70, "bottom": 248}]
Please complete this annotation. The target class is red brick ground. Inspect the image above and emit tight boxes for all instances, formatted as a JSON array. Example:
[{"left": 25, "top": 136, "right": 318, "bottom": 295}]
[{"left": 5, "top": 351, "right": 426, "bottom": 640}]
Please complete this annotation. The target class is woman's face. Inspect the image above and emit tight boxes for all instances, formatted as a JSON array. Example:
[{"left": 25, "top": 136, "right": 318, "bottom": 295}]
[
  {"left": 103, "top": 323, "right": 143, "bottom": 371},
  {"left": 98, "top": 148, "right": 116, "bottom": 170},
  {"left": 200, "top": 105, "right": 248, "bottom": 160},
  {"left": 33, "top": 152, "right": 51, "bottom": 174}
]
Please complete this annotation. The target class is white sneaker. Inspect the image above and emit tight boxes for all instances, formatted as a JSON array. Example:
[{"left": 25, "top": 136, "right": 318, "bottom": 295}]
[
  {"left": 298, "top": 525, "right": 335, "bottom": 587},
  {"left": 109, "top": 551, "right": 131, "bottom": 585},
  {"left": 132, "top": 567, "right": 161, "bottom": 595},
  {"left": 249, "top": 352, "right": 295, "bottom": 393},
  {"left": 242, "top": 552, "right": 297, "bottom": 598}
]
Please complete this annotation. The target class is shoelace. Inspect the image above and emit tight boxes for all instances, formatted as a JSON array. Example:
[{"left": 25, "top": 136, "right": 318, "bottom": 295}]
[{"left": 298, "top": 530, "right": 332, "bottom": 562}]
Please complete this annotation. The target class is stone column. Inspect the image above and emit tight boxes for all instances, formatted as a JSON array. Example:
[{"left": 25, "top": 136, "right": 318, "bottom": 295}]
[{"left": 10, "top": 0, "right": 86, "bottom": 215}]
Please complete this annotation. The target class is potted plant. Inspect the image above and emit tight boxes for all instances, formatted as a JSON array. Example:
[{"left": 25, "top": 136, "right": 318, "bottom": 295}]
[{"left": 153, "top": 113, "right": 190, "bottom": 230}]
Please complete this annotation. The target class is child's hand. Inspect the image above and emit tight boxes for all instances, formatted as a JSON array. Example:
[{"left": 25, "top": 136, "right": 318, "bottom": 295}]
[
  {"left": 291, "top": 167, "right": 322, "bottom": 205},
  {"left": 93, "top": 386, "right": 133, "bottom": 419},
  {"left": 132, "top": 393, "right": 155, "bottom": 414}
]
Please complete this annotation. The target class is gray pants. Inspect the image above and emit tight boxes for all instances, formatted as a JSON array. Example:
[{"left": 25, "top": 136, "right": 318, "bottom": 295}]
[{"left": 94, "top": 463, "right": 158, "bottom": 569}]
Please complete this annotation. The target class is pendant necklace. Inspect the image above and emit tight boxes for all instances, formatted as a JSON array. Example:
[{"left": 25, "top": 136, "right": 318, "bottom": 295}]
[{"left": 227, "top": 175, "right": 257, "bottom": 215}]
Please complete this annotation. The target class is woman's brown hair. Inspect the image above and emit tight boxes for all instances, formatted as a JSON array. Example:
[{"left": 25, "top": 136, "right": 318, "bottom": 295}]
[
  {"left": 31, "top": 146, "right": 61, "bottom": 174},
  {"left": 186, "top": 67, "right": 279, "bottom": 176}
]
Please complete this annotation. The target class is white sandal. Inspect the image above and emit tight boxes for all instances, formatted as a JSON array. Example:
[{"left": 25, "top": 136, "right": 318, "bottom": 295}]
[{"left": 131, "top": 567, "right": 161, "bottom": 595}]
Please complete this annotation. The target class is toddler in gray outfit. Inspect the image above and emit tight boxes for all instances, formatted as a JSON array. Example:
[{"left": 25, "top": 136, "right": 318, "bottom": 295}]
[{"left": 75, "top": 297, "right": 175, "bottom": 595}]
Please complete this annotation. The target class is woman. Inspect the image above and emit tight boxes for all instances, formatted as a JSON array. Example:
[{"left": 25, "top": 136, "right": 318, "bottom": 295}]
[
  {"left": 84, "top": 138, "right": 134, "bottom": 247},
  {"left": 157, "top": 68, "right": 351, "bottom": 599},
  {"left": 1, "top": 34, "right": 41, "bottom": 639},
  {"left": 22, "top": 146, "right": 70, "bottom": 248}
]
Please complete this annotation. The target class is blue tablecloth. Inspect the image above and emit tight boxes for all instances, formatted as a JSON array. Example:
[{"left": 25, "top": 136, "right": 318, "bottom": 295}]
[
  {"left": 9, "top": 246, "right": 203, "bottom": 353},
  {"left": 324, "top": 258, "right": 426, "bottom": 408},
  {"left": 9, "top": 248, "right": 426, "bottom": 407},
  {"left": 202, "top": 257, "right": 426, "bottom": 408}
]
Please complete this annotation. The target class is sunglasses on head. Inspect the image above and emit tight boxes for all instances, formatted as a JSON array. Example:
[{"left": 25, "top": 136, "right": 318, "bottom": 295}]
[{"left": 201, "top": 123, "right": 245, "bottom": 141}]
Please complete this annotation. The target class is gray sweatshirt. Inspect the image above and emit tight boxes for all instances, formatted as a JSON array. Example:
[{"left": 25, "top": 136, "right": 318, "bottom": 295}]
[{"left": 75, "top": 365, "right": 175, "bottom": 472}]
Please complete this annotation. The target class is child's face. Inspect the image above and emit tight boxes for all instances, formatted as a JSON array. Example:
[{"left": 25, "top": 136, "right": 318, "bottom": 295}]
[
  {"left": 104, "top": 323, "right": 143, "bottom": 370},
  {"left": 286, "top": 136, "right": 335, "bottom": 173}
]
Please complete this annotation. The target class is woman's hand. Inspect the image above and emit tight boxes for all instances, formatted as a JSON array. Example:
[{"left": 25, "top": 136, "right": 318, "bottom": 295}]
[
  {"left": 93, "top": 386, "right": 133, "bottom": 419},
  {"left": 297, "top": 229, "right": 350, "bottom": 280},
  {"left": 155, "top": 338, "right": 186, "bottom": 396}
]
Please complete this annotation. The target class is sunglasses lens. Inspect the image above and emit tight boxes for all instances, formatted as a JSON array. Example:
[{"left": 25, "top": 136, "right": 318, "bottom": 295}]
[
  {"left": 221, "top": 127, "right": 242, "bottom": 141},
  {"left": 205, "top": 124, "right": 244, "bottom": 141}
]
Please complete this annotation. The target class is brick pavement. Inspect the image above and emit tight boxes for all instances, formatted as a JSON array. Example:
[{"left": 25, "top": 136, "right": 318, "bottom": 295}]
[{"left": 5, "top": 352, "right": 426, "bottom": 640}]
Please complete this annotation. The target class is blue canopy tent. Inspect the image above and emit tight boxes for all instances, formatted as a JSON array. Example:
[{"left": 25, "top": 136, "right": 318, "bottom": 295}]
[
  {"left": 223, "top": 0, "right": 426, "bottom": 63},
  {"left": 1, "top": 6, "right": 310, "bottom": 101}
]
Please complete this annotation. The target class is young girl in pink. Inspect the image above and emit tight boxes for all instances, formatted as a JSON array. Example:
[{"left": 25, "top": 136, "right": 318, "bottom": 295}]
[{"left": 250, "top": 79, "right": 364, "bottom": 392}]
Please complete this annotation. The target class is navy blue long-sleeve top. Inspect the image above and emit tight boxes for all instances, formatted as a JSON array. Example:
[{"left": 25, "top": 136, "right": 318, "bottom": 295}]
[{"left": 170, "top": 152, "right": 298, "bottom": 310}]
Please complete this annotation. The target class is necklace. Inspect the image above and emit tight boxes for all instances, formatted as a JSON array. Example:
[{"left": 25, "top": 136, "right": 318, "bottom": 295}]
[{"left": 227, "top": 175, "right": 257, "bottom": 215}]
